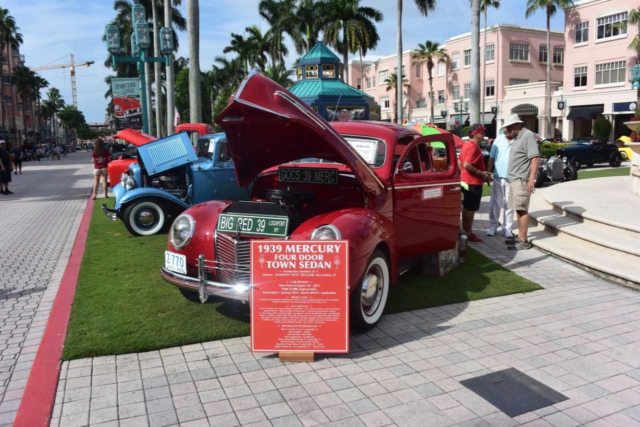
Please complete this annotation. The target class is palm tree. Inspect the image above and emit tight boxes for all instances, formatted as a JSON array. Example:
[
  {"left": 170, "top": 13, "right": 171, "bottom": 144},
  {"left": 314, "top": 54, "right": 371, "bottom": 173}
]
[
  {"left": 0, "top": 8, "right": 23, "bottom": 140},
  {"left": 33, "top": 75, "right": 48, "bottom": 138},
  {"left": 259, "top": 0, "right": 298, "bottom": 65},
  {"left": 11, "top": 65, "right": 35, "bottom": 134},
  {"left": 263, "top": 64, "right": 295, "bottom": 88},
  {"left": 397, "top": 0, "right": 435, "bottom": 124},
  {"left": 245, "top": 25, "right": 277, "bottom": 72},
  {"left": 479, "top": 0, "right": 499, "bottom": 126},
  {"left": 412, "top": 41, "right": 448, "bottom": 124},
  {"left": 187, "top": 0, "right": 201, "bottom": 123},
  {"left": 526, "top": 0, "right": 574, "bottom": 138},
  {"left": 385, "top": 72, "right": 409, "bottom": 124},
  {"left": 471, "top": 0, "right": 481, "bottom": 124},
  {"left": 223, "top": 33, "right": 253, "bottom": 75},
  {"left": 44, "top": 88, "right": 65, "bottom": 139},
  {"left": 629, "top": 7, "right": 640, "bottom": 102},
  {"left": 58, "top": 105, "right": 86, "bottom": 145},
  {"left": 349, "top": 14, "right": 380, "bottom": 90},
  {"left": 322, "top": 0, "right": 383, "bottom": 84},
  {"left": 294, "top": 0, "right": 325, "bottom": 54}
]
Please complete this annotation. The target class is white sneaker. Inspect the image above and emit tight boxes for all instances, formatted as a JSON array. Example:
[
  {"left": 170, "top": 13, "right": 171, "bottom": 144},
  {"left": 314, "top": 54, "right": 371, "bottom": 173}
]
[{"left": 487, "top": 227, "right": 497, "bottom": 237}]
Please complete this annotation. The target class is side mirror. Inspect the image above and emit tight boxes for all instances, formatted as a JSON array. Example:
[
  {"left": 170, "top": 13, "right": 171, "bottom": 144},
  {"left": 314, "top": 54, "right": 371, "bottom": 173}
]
[{"left": 402, "top": 162, "right": 414, "bottom": 174}]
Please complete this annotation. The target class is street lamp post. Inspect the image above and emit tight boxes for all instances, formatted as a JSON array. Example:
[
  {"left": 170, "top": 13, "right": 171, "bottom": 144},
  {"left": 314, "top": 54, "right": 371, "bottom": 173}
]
[{"left": 105, "top": 6, "right": 172, "bottom": 135}]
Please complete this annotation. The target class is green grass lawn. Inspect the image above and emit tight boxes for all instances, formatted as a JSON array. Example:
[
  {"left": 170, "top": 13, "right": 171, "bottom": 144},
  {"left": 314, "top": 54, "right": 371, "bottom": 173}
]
[{"left": 63, "top": 201, "right": 541, "bottom": 360}]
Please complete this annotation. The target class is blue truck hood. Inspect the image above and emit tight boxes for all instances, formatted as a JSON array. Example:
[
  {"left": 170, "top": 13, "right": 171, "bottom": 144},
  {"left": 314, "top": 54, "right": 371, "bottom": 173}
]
[{"left": 136, "top": 132, "right": 198, "bottom": 176}]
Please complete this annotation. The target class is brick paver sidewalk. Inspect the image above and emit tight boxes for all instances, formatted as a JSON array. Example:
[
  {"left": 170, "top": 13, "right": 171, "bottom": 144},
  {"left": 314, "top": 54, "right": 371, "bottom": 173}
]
[
  {"left": 0, "top": 153, "right": 93, "bottom": 425},
  {"left": 52, "top": 199, "right": 640, "bottom": 427}
]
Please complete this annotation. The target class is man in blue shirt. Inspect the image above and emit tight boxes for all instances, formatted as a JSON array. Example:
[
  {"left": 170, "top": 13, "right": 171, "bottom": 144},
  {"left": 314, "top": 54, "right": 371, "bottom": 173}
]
[{"left": 486, "top": 132, "right": 514, "bottom": 240}]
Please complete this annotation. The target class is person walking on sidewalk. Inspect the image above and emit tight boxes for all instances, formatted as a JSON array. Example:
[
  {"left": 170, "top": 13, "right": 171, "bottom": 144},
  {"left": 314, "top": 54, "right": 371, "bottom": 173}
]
[
  {"left": 486, "top": 132, "right": 514, "bottom": 240},
  {"left": 503, "top": 114, "right": 540, "bottom": 250},
  {"left": 0, "top": 141, "right": 13, "bottom": 195},
  {"left": 11, "top": 144, "right": 23, "bottom": 174},
  {"left": 460, "top": 124, "right": 493, "bottom": 243},
  {"left": 90, "top": 139, "right": 111, "bottom": 200}
]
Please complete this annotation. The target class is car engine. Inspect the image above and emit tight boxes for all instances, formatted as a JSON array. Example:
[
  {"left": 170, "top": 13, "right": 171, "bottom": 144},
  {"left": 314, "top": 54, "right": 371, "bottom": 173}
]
[
  {"left": 148, "top": 171, "right": 188, "bottom": 199},
  {"left": 257, "top": 187, "right": 314, "bottom": 228},
  {"left": 540, "top": 157, "right": 564, "bottom": 181}
]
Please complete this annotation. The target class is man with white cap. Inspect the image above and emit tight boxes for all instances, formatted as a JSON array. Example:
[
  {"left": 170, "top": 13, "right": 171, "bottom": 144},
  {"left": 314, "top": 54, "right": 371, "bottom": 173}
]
[{"left": 502, "top": 114, "right": 540, "bottom": 250}]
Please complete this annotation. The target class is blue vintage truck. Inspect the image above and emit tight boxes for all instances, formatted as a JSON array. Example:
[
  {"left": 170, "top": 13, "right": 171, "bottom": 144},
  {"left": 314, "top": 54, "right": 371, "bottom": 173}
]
[{"left": 103, "top": 132, "right": 248, "bottom": 236}]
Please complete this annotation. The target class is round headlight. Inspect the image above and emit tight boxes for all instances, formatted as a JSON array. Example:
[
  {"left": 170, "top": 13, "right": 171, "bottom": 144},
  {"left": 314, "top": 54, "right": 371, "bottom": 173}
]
[
  {"left": 170, "top": 214, "right": 195, "bottom": 250},
  {"left": 120, "top": 172, "right": 129, "bottom": 187},
  {"left": 124, "top": 176, "right": 136, "bottom": 191},
  {"left": 562, "top": 156, "right": 567, "bottom": 163},
  {"left": 311, "top": 224, "right": 341, "bottom": 240}
]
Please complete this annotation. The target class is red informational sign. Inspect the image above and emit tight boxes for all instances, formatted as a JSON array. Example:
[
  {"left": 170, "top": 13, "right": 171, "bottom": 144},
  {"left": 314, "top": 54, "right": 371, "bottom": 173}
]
[{"left": 250, "top": 240, "right": 349, "bottom": 353}]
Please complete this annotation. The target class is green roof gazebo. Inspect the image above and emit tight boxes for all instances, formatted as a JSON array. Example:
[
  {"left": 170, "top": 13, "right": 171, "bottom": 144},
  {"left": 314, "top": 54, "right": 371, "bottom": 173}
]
[{"left": 290, "top": 42, "right": 379, "bottom": 121}]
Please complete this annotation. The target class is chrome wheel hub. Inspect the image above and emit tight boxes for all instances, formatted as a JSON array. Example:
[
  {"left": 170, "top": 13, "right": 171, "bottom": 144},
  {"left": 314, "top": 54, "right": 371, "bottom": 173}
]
[
  {"left": 138, "top": 210, "right": 155, "bottom": 226},
  {"left": 361, "top": 265, "right": 383, "bottom": 317}
]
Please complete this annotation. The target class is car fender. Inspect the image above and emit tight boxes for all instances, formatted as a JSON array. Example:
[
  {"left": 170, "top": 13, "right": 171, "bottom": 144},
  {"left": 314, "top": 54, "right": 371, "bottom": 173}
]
[
  {"left": 165, "top": 201, "right": 234, "bottom": 276},
  {"left": 289, "top": 209, "right": 399, "bottom": 288},
  {"left": 118, "top": 188, "right": 191, "bottom": 212},
  {"left": 128, "top": 163, "right": 143, "bottom": 186}
]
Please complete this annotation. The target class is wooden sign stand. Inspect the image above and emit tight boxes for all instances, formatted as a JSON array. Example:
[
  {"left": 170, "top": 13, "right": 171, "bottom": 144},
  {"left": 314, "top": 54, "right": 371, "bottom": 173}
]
[{"left": 279, "top": 352, "right": 315, "bottom": 363}]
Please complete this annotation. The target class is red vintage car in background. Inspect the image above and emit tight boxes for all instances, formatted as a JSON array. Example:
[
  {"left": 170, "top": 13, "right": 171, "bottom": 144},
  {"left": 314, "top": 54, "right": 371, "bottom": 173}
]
[
  {"left": 107, "top": 123, "right": 217, "bottom": 188},
  {"left": 161, "top": 73, "right": 461, "bottom": 330}
]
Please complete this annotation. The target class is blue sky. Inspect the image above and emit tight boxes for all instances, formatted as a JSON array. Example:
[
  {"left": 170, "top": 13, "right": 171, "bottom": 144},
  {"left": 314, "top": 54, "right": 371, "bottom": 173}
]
[{"left": 10, "top": 0, "right": 566, "bottom": 123}]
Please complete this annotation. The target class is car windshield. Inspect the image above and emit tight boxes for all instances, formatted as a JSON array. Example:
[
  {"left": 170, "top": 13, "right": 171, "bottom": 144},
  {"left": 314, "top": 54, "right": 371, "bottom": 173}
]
[
  {"left": 197, "top": 137, "right": 215, "bottom": 159},
  {"left": 570, "top": 139, "right": 592, "bottom": 145}
]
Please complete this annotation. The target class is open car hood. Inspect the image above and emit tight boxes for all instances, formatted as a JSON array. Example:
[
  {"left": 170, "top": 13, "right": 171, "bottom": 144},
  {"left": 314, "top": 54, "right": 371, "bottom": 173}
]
[
  {"left": 136, "top": 132, "right": 198, "bottom": 176},
  {"left": 214, "top": 72, "right": 384, "bottom": 196},
  {"left": 175, "top": 123, "right": 215, "bottom": 135},
  {"left": 114, "top": 129, "right": 157, "bottom": 147}
]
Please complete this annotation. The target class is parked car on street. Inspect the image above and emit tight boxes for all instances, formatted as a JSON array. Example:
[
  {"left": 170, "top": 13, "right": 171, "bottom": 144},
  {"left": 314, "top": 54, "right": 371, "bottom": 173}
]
[
  {"left": 161, "top": 73, "right": 462, "bottom": 330},
  {"left": 103, "top": 131, "right": 248, "bottom": 236},
  {"left": 557, "top": 136, "right": 622, "bottom": 169}
]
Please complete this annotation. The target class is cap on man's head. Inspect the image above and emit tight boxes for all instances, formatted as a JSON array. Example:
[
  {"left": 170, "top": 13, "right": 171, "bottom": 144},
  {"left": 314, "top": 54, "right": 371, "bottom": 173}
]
[{"left": 502, "top": 114, "right": 523, "bottom": 129}]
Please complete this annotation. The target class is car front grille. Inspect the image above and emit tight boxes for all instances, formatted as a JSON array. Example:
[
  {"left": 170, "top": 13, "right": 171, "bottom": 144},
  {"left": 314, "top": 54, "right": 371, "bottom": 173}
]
[{"left": 214, "top": 232, "right": 251, "bottom": 285}]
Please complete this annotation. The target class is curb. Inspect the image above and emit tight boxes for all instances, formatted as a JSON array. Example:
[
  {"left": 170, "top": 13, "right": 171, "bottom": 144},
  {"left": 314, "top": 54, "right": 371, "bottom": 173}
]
[{"left": 14, "top": 198, "right": 95, "bottom": 427}]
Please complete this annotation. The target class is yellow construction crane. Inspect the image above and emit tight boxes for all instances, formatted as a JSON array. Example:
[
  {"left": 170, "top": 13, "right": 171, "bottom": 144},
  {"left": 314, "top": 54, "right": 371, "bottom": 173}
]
[{"left": 32, "top": 53, "right": 94, "bottom": 108}]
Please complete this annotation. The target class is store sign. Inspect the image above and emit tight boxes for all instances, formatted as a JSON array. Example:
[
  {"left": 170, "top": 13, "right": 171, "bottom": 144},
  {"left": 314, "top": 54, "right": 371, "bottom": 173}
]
[
  {"left": 250, "top": 240, "right": 349, "bottom": 353},
  {"left": 613, "top": 102, "right": 638, "bottom": 113},
  {"left": 112, "top": 78, "right": 143, "bottom": 131}
]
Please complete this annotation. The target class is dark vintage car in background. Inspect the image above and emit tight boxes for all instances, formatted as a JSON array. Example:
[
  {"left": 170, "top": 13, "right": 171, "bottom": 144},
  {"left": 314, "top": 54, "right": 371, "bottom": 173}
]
[
  {"left": 558, "top": 136, "right": 623, "bottom": 170},
  {"left": 161, "top": 73, "right": 462, "bottom": 330}
]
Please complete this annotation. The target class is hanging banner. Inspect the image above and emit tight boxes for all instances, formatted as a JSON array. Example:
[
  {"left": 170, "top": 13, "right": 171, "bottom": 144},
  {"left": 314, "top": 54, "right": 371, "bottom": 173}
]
[
  {"left": 250, "top": 240, "right": 349, "bottom": 354},
  {"left": 112, "top": 78, "right": 143, "bottom": 131}
]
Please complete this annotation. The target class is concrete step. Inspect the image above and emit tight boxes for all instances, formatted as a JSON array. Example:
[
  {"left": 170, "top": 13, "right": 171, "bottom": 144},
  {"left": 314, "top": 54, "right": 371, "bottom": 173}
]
[
  {"left": 528, "top": 219, "right": 640, "bottom": 287},
  {"left": 529, "top": 192, "right": 640, "bottom": 258}
]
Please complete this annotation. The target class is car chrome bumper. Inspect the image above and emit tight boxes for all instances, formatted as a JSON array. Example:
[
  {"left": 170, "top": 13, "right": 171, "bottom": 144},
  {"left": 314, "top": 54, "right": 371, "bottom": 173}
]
[
  {"left": 160, "top": 264, "right": 250, "bottom": 303},
  {"left": 102, "top": 203, "right": 118, "bottom": 221}
]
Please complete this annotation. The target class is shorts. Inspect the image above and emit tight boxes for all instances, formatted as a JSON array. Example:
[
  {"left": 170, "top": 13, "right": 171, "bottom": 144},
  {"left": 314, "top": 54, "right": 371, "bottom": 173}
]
[
  {"left": 0, "top": 169, "right": 11, "bottom": 184},
  {"left": 509, "top": 179, "right": 532, "bottom": 212},
  {"left": 94, "top": 168, "right": 108, "bottom": 177},
  {"left": 462, "top": 184, "right": 483, "bottom": 211}
]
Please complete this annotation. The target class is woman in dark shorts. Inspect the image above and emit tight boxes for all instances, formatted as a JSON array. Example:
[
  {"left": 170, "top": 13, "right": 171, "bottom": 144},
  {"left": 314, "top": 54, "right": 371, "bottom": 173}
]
[{"left": 459, "top": 124, "right": 492, "bottom": 243}]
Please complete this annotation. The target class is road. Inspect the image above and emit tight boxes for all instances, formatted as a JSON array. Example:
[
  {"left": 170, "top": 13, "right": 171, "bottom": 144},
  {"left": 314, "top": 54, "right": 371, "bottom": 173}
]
[{"left": 0, "top": 152, "right": 93, "bottom": 425}]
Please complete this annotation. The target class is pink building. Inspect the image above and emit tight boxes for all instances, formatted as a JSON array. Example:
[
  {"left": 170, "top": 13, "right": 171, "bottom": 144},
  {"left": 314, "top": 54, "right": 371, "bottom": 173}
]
[
  {"left": 558, "top": 0, "right": 637, "bottom": 140},
  {"left": 349, "top": 24, "right": 564, "bottom": 136},
  {"left": 1, "top": 44, "right": 37, "bottom": 145}
]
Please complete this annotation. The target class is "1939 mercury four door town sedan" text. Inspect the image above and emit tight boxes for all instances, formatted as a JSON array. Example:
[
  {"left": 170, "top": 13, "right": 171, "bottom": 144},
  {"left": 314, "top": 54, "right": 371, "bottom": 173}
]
[{"left": 161, "top": 72, "right": 462, "bottom": 330}]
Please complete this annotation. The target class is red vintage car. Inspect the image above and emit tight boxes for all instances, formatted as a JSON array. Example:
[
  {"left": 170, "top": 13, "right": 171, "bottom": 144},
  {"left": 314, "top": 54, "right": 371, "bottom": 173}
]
[{"left": 161, "top": 73, "right": 461, "bottom": 330}]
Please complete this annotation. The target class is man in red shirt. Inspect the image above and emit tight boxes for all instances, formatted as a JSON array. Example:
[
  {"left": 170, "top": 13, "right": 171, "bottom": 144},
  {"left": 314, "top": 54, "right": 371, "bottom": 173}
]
[{"left": 459, "top": 124, "right": 493, "bottom": 243}]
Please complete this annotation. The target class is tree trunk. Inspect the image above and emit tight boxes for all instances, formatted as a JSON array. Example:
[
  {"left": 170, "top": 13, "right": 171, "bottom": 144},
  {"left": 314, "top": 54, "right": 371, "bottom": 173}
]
[
  {"left": 359, "top": 49, "right": 364, "bottom": 90},
  {"left": 8, "top": 45, "right": 18, "bottom": 145},
  {"left": 545, "top": 10, "right": 552, "bottom": 138},
  {"left": 306, "top": 24, "right": 311, "bottom": 52},
  {"left": 165, "top": 0, "right": 175, "bottom": 135},
  {"left": 187, "top": 0, "right": 202, "bottom": 123},
  {"left": 482, "top": 8, "right": 487, "bottom": 126},
  {"left": 429, "top": 71, "right": 434, "bottom": 124},
  {"left": 396, "top": 0, "right": 403, "bottom": 124},
  {"left": 152, "top": 1, "right": 164, "bottom": 137},
  {"left": 342, "top": 25, "right": 349, "bottom": 84},
  {"left": 470, "top": 0, "right": 481, "bottom": 125}
]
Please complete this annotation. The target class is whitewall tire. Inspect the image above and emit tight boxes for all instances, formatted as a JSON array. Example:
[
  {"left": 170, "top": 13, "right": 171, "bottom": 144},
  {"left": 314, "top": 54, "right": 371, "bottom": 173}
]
[
  {"left": 351, "top": 250, "right": 390, "bottom": 331},
  {"left": 123, "top": 199, "right": 166, "bottom": 236}
]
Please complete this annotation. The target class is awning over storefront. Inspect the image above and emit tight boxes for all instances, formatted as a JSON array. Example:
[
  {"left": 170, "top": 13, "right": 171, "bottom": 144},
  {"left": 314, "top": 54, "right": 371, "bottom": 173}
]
[
  {"left": 567, "top": 105, "right": 603, "bottom": 121},
  {"left": 450, "top": 114, "right": 469, "bottom": 126}
]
